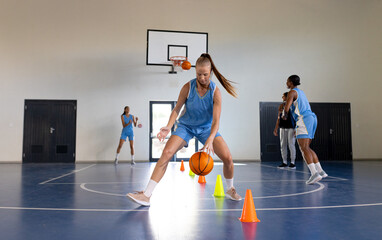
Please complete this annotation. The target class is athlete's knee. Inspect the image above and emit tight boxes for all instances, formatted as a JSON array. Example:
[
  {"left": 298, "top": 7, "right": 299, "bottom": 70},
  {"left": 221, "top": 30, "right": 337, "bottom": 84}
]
[
  {"left": 162, "top": 147, "right": 176, "bottom": 159},
  {"left": 222, "top": 154, "right": 233, "bottom": 167},
  {"left": 299, "top": 145, "right": 311, "bottom": 155}
]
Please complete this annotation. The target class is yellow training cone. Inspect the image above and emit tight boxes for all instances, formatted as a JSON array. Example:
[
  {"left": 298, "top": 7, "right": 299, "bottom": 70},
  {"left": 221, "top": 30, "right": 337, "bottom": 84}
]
[
  {"left": 189, "top": 169, "right": 195, "bottom": 176},
  {"left": 213, "top": 175, "right": 225, "bottom": 197}
]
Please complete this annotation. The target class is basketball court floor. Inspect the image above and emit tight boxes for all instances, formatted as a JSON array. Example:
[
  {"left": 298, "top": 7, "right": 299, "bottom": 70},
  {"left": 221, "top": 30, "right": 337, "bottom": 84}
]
[{"left": 0, "top": 160, "right": 381, "bottom": 240}]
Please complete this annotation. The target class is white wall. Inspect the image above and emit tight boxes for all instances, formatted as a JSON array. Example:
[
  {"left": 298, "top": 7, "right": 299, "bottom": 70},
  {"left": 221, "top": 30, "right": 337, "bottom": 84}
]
[{"left": 1, "top": 0, "right": 381, "bottom": 162}]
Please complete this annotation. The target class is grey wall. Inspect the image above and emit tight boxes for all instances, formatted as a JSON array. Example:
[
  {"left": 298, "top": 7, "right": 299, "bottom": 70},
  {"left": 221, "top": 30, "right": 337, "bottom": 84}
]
[{"left": 1, "top": 0, "right": 381, "bottom": 162}]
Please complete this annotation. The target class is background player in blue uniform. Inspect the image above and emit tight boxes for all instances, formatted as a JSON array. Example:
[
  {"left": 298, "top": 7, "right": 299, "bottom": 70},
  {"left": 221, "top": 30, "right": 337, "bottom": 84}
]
[
  {"left": 115, "top": 106, "right": 138, "bottom": 165},
  {"left": 283, "top": 75, "right": 328, "bottom": 184},
  {"left": 127, "top": 53, "right": 242, "bottom": 206}
]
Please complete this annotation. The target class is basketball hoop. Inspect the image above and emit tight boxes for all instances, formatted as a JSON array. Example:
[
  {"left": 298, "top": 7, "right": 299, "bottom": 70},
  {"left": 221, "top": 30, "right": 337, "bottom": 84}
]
[{"left": 169, "top": 56, "right": 187, "bottom": 74}]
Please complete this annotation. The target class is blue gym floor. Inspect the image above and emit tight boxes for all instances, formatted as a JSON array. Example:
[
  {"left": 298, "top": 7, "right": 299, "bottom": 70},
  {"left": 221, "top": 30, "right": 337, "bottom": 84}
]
[{"left": 0, "top": 161, "right": 381, "bottom": 240}]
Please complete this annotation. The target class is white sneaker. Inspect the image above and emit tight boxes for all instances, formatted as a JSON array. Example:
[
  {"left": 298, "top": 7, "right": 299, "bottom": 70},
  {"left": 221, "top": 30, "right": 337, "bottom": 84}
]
[
  {"left": 126, "top": 191, "right": 150, "bottom": 206},
  {"left": 226, "top": 187, "right": 242, "bottom": 201},
  {"left": 114, "top": 158, "right": 118, "bottom": 165},
  {"left": 131, "top": 160, "right": 136, "bottom": 165},
  {"left": 306, "top": 172, "right": 322, "bottom": 185},
  {"left": 319, "top": 170, "right": 328, "bottom": 178}
]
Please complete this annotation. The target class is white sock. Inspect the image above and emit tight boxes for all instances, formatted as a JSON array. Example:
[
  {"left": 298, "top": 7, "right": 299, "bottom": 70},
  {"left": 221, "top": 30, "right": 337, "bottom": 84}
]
[
  {"left": 315, "top": 162, "right": 323, "bottom": 172},
  {"left": 307, "top": 163, "right": 317, "bottom": 175},
  {"left": 225, "top": 178, "right": 234, "bottom": 190},
  {"left": 131, "top": 155, "right": 135, "bottom": 161},
  {"left": 115, "top": 153, "right": 120, "bottom": 160},
  {"left": 143, "top": 179, "right": 158, "bottom": 198}
]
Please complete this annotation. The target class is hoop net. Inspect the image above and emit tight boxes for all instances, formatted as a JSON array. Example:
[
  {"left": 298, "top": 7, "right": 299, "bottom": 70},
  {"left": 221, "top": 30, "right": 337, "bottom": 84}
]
[{"left": 169, "top": 56, "right": 187, "bottom": 67}]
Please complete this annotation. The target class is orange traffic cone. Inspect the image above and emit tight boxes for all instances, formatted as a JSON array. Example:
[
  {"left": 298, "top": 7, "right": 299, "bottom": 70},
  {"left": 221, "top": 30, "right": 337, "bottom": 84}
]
[
  {"left": 198, "top": 175, "right": 206, "bottom": 184},
  {"left": 239, "top": 189, "right": 260, "bottom": 222},
  {"left": 180, "top": 160, "right": 185, "bottom": 171}
]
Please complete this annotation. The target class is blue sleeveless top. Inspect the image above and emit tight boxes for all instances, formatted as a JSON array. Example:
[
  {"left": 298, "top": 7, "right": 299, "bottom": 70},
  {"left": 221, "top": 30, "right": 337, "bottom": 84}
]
[
  {"left": 178, "top": 79, "right": 217, "bottom": 127},
  {"left": 290, "top": 88, "right": 315, "bottom": 122},
  {"left": 123, "top": 114, "right": 134, "bottom": 132}
]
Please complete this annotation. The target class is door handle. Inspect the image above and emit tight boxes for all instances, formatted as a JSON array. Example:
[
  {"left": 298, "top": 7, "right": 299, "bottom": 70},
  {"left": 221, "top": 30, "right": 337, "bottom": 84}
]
[
  {"left": 329, "top": 128, "right": 333, "bottom": 135},
  {"left": 50, "top": 127, "right": 55, "bottom": 134}
]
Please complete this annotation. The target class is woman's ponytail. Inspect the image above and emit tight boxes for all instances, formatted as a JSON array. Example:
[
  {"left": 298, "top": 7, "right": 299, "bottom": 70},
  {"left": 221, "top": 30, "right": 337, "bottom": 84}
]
[{"left": 196, "top": 53, "right": 237, "bottom": 98}]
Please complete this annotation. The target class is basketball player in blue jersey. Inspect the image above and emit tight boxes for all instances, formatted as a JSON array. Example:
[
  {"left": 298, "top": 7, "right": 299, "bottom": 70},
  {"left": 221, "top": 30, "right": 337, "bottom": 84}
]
[
  {"left": 114, "top": 106, "right": 138, "bottom": 165},
  {"left": 127, "top": 53, "right": 242, "bottom": 206},
  {"left": 283, "top": 75, "right": 328, "bottom": 184}
]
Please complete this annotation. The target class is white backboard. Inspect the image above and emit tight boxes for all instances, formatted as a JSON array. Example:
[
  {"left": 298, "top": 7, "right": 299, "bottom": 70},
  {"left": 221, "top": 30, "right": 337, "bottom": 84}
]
[{"left": 147, "top": 29, "right": 208, "bottom": 67}]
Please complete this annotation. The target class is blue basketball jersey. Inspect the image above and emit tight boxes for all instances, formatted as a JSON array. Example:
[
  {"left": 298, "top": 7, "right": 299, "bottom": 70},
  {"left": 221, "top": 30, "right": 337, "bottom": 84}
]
[
  {"left": 123, "top": 114, "right": 134, "bottom": 132},
  {"left": 178, "top": 79, "right": 216, "bottom": 127},
  {"left": 290, "top": 88, "right": 315, "bottom": 122}
]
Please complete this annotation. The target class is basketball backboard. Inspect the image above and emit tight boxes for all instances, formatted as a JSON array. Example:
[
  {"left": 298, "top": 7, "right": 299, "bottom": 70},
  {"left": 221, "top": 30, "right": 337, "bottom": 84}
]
[{"left": 146, "top": 29, "right": 208, "bottom": 67}]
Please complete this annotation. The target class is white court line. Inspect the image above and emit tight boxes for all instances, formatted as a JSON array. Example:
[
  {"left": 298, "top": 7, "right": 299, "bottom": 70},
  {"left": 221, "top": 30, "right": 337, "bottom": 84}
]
[
  {"left": 260, "top": 164, "right": 348, "bottom": 181},
  {"left": 80, "top": 182, "right": 325, "bottom": 199},
  {"left": 45, "top": 181, "right": 145, "bottom": 185},
  {"left": 80, "top": 183, "right": 125, "bottom": 197},
  {"left": 1, "top": 202, "right": 382, "bottom": 212},
  {"left": 254, "top": 182, "right": 325, "bottom": 199},
  {"left": 39, "top": 164, "right": 96, "bottom": 185}
]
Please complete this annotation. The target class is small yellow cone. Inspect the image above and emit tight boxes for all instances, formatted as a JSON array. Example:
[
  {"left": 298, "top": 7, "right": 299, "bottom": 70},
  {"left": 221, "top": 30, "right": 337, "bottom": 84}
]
[
  {"left": 189, "top": 169, "right": 195, "bottom": 176},
  {"left": 213, "top": 175, "right": 225, "bottom": 197}
]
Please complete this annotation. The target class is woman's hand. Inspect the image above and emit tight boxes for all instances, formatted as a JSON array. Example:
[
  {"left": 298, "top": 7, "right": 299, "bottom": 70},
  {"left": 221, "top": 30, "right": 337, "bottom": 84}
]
[
  {"left": 273, "top": 129, "right": 278, "bottom": 136},
  {"left": 200, "top": 137, "right": 214, "bottom": 156},
  {"left": 157, "top": 126, "right": 171, "bottom": 142}
]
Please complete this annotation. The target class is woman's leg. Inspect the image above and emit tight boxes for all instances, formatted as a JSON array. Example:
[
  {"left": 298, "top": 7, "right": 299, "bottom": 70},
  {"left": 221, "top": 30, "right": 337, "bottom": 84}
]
[
  {"left": 308, "top": 139, "right": 318, "bottom": 163},
  {"left": 151, "top": 135, "right": 186, "bottom": 182},
  {"left": 297, "top": 138, "right": 314, "bottom": 164},
  {"left": 129, "top": 140, "right": 134, "bottom": 156},
  {"left": 279, "top": 128, "right": 288, "bottom": 165},
  {"left": 309, "top": 139, "right": 327, "bottom": 177},
  {"left": 288, "top": 129, "right": 296, "bottom": 165},
  {"left": 129, "top": 140, "right": 135, "bottom": 164},
  {"left": 298, "top": 138, "right": 322, "bottom": 184},
  {"left": 126, "top": 135, "right": 186, "bottom": 206},
  {"left": 213, "top": 136, "right": 233, "bottom": 179},
  {"left": 116, "top": 139, "right": 125, "bottom": 154},
  {"left": 213, "top": 136, "right": 242, "bottom": 200},
  {"left": 115, "top": 139, "right": 125, "bottom": 164}
]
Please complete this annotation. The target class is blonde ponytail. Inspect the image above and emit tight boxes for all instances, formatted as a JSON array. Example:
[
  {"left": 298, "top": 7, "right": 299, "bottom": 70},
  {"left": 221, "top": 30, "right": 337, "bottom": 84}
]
[{"left": 196, "top": 53, "right": 237, "bottom": 98}]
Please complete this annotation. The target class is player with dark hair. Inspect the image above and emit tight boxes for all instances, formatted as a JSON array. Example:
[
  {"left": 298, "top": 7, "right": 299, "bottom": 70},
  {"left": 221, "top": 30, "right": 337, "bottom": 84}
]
[
  {"left": 274, "top": 92, "right": 296, "bottom": 169},
  {"left": 283, "top": 75, "right": 328, "bottom": 184},
  {"left": 115, "top": 106, "right": 138, "bottom": 165}
]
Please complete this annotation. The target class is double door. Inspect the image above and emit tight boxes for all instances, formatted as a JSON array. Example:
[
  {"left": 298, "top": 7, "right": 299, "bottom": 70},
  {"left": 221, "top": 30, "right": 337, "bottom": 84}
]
[{"left": 23, "top": 100, "right": 77, "bottom": 163}]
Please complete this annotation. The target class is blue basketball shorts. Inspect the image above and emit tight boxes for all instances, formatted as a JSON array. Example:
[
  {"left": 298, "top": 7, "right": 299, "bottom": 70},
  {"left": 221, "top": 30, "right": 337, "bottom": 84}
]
[
  {"left": 172, "top": 123, "right": 221, "bottom": 147},
  {"left": 121, "top": 130, "right": 134, "bottom": 141},
  {"left": 295, "top": 114, "right": 317, "bottom": 139}
]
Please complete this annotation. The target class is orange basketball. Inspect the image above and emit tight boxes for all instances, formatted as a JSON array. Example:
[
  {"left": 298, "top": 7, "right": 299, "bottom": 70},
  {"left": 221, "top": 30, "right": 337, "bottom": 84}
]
[
  {"left": 181, "top": 60, "right": 192, "bottom": 70},
  {"left": 189, "top": 152, "right": 214, "bottom": 176}
]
